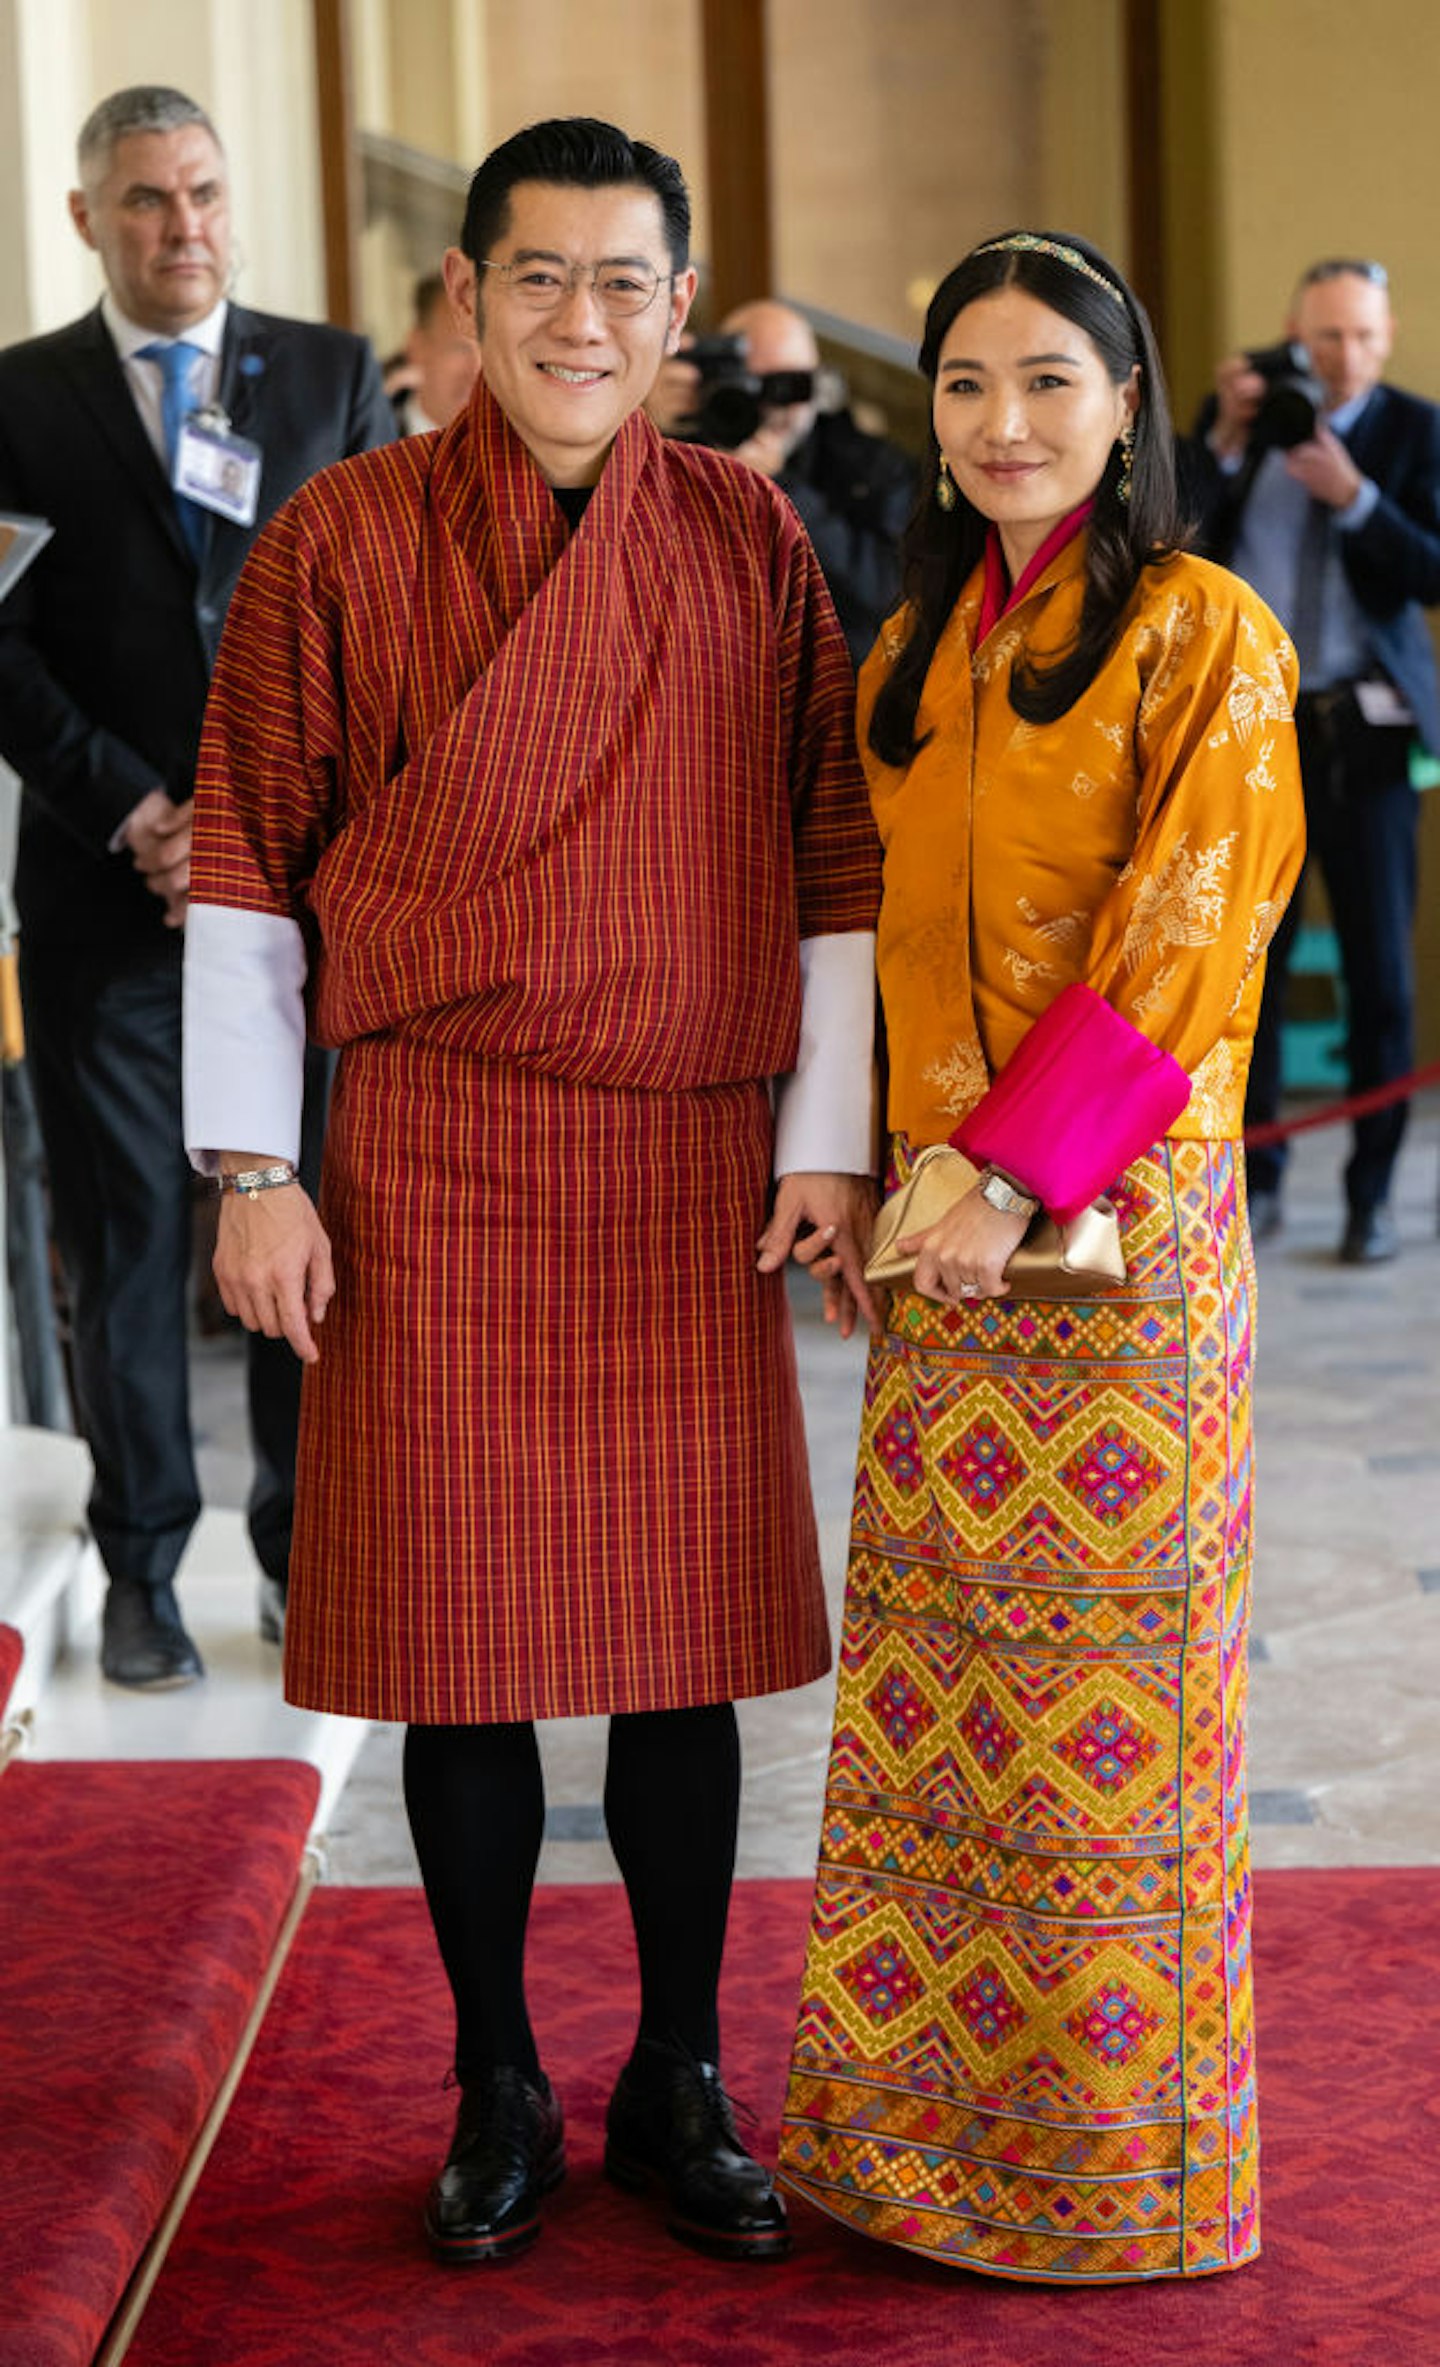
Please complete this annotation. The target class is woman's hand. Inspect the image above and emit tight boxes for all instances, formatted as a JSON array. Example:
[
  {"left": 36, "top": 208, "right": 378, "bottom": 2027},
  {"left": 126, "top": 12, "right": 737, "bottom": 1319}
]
[
  {"left": 214, "top": 1184, "right": 335, "bottom": 1364},
  {"left": 756, "top": 1171, "right": 881, "bottom": 1340},
  {"left": 900, "top": 1184, "right": 1029, "bottom": 1303}
]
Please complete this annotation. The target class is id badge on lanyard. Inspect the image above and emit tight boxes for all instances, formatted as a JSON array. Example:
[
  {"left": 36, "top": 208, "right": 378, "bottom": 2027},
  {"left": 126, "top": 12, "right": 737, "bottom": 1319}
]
[{"left": 174, "top": 404, "right": 262, "bottom": 527}]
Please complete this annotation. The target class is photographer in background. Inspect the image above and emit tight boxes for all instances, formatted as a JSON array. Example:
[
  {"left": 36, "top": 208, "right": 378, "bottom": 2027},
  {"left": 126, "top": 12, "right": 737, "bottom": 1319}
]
[
  {"left": 649, "top": 297, "right": 915, "bottom": 666},
  {"left": 1188, "top": 258, "right": 1440, "bottom": 1263}
]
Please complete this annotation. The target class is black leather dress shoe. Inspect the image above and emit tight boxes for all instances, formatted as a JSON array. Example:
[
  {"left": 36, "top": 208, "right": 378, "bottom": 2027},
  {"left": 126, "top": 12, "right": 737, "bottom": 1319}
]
[
  {"left": 100, "top": 1579, "right": 204, "bottom": 1689},
  {"left": 257, "top": 1573, "right": 287, "bottom": 1645},
  {"left": 425, "top": 2068, "right": 565, "bottom": 2264},
  {"left": 605, "top": 2045, "right": 791, "bottom": 2260},
  {"left": 1339, "top": 1205, "right": 1400, "bottom": 1264}
]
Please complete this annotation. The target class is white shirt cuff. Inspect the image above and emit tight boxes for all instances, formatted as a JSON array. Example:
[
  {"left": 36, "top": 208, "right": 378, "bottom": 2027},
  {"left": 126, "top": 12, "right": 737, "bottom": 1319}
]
[
  {"left": 773, "top": 930, "right": 876, "bottom": 1176},
  {"left": 182, "top": 902, "right": 309, "bottom": 1172}
]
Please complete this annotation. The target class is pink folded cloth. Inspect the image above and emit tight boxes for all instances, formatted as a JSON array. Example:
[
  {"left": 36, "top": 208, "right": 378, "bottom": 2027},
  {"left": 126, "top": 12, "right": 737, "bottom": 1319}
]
[{"left": 952, "top": 981, "right": 1192, "bottom": 1221}]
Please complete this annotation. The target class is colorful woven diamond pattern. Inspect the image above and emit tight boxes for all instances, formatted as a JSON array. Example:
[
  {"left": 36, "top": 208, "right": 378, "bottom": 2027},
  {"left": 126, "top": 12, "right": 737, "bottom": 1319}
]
[{"left": 780, "top": 1140, "right": 1259, "bottom": 2281}]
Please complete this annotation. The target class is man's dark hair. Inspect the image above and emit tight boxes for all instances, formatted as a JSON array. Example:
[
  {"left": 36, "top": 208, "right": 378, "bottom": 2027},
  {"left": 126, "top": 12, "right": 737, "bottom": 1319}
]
[
  {"left": 77, "top": 86, "right": 219, "bottom": 188},
  {"left": 459, "top": 116, "right": 690, "bottom": 273},
  {"left": 871, "top": 228, "right": 1184, "bottom": 767}
]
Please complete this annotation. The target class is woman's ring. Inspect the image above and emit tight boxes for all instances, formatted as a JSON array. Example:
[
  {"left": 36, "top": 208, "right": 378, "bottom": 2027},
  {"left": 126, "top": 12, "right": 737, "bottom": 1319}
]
[{"left": 958, "top": 1281, "right": 980, "bottom": 1299}]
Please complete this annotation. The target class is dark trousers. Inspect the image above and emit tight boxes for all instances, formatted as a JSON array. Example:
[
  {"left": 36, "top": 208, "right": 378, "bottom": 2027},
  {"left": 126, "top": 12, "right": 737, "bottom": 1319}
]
[
  {"left": 1244, "top": 691, "right": 1418, "bottom": 1215},
  {"left": 19, "top": 932, "right": 328, "bottom": 1593}
]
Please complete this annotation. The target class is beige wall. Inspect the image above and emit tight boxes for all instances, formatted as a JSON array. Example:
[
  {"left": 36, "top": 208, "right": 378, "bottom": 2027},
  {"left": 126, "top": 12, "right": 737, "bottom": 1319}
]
[
  {"left": 767, "top": 0, "right": 1039, "bottom": 341},
  {"left": 1208, "top": 0, "right": 1439, "bottom": 391},
  {"left": 1034, "top": 0, "right": 1129, "bottom": 271},
  {"left": 766, "top": 0, "right": 1129, "bottom": 347},
  {"left": 483, "top": 0, "right": 704, "bottom": 220}
]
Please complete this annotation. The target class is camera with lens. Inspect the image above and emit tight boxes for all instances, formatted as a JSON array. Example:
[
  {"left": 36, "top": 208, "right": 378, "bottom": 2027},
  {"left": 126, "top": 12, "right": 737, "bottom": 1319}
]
[
  {"left": 1244, "top": 339, "right": 1326, "bottom": 451},
  {"left": 675, "top": 332, "right": 817, "bottom": 450}
]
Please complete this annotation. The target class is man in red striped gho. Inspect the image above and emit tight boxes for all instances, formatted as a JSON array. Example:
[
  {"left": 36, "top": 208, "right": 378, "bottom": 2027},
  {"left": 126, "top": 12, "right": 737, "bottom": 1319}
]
[{"left": 183, "top": 116, "right": 882, "bottom": 2267}]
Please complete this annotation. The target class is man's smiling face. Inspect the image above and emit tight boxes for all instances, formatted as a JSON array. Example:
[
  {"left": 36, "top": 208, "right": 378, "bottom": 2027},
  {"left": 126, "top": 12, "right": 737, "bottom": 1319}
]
[{"left": 448, "top": 179, "right": 696, "bottom": 486}]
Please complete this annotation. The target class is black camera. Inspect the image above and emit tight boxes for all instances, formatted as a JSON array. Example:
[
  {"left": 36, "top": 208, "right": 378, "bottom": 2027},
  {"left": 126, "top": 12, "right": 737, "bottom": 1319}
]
[
  {"left": 1245, "top": 339, "right": 1325, "bottom": 451},
  {"left": 675, "top": 333, "right": 817, "bottom": 450}
]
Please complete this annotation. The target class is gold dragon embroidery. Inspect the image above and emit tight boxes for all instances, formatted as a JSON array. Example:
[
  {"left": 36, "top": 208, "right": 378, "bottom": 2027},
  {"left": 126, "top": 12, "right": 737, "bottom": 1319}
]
[
  {"left": 923, "top": 1035, "right": 990, "bottom": 1115},
  {"left": 1121, "top": 832, "right": 1236, "bottom": 971}
]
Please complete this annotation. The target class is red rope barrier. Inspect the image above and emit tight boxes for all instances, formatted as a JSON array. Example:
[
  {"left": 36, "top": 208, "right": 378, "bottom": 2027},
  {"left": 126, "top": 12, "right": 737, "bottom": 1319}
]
[{"left": 1242, "top": 1057, "right": 1440, "bottom": 1149}]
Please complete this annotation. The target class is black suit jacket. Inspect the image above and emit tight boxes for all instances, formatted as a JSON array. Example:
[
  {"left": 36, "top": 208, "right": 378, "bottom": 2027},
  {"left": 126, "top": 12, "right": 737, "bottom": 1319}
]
[
  {"left": 1185, "top": 381, "right": 1440, "bottom": 754},
  {"left": 777, "top": 408, "right": 918, "bottom": 670},
  {"left": 0, "top": 302, "right": 394, "bottom": 946}
]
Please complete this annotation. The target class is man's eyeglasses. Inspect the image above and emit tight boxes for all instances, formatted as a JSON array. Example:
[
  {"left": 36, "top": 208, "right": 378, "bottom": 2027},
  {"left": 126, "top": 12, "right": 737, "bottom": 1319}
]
[
  {"left": 1301, "top": 259, "right": 1389, "bottom": 289},
  {"left": 478, "top": 257, "right": 675, "bottom": 318}
]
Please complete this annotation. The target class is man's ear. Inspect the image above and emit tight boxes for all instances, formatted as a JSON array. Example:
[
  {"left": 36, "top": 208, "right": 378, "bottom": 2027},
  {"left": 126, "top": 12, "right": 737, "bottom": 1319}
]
[
  {"left": 665, "top": 266, "right": 699, "bottom": 355},
  {"left": 441, "top": 246, "right": 479, "bottom": 335},
  {"left": 69, "top": 188, "right": 97, "bottom": 251}
]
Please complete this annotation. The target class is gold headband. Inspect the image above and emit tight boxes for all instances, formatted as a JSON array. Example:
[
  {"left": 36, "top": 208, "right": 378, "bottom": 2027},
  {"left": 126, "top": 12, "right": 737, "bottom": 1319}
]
[{"left": 973, "top": 233, "right": 1126, "bottom": 308}]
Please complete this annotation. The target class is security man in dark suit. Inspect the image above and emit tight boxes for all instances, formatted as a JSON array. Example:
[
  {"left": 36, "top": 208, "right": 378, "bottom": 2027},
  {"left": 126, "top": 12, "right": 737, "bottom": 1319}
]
[
  {"left": 0, "top": 85, "right": 393, "bottom": 1685},
  {"left": 1187, "top": 259, "right": 1440, "bottom": 1265}
]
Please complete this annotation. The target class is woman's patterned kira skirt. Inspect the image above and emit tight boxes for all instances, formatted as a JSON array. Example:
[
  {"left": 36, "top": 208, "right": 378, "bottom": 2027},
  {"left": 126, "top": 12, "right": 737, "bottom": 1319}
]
[{"left": 779, "top": 1139, "right": 1261, "bottom": 2281}]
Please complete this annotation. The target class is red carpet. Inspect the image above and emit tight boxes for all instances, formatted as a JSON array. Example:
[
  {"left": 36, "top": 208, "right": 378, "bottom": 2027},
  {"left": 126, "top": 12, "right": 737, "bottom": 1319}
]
[
  {"left": 130, "top": 1870, "right": 1440, "bottom": 2367},
  {"left": 0, "top": 1620, "right": 22, "bottom": 1717}
]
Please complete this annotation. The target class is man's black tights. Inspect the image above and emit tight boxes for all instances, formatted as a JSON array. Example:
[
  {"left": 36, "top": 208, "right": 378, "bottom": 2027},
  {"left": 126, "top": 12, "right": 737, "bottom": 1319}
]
[{"left": 402, "top": 1703, "right": 741, "bottom": 2084}]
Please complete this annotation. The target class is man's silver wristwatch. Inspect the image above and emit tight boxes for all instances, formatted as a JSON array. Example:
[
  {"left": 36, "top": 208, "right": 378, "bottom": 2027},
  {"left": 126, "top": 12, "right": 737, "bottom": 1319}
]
[
  {"left": 216, "top": 1162, "right": 298, "bottom": 1198},
  {"left": 977, "top": 1167, "right": 1041, "bottom": 1222}
]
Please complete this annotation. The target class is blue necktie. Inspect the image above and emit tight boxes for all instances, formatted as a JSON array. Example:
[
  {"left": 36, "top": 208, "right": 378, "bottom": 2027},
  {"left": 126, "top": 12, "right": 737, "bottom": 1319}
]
[{"left": 139, "top": 339, "right": 207, "bottom": 562}]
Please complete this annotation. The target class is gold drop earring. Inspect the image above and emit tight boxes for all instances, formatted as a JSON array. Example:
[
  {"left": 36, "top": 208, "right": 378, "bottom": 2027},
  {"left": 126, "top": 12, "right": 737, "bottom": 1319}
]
[
  {"left": 1117, "top": 423, "right": 1135, "bottom": 505},
  {"left": 935, "top": 454, "right": 957, "bottom": 512}
]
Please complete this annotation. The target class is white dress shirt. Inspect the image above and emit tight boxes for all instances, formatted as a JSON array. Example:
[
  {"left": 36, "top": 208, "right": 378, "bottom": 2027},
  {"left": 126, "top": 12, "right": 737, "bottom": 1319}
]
[{"left": 101, "top": 291, "right": 228, "bottom": 470}]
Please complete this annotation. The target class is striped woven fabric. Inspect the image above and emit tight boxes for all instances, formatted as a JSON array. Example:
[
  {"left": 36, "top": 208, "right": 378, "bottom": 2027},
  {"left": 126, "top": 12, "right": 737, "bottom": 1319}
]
[
  {"left": 190, "top": 382, "right": 880, "bottom": 1722},
  {"left": 780, "top": 1139, "right": 1260, "bottom": 2280},
  {"left": 288, "top": 1048, "right": 829, "bottom": 1721},
  {"left": 195, "top": 383, "right": 879, "bottom": 1083}
]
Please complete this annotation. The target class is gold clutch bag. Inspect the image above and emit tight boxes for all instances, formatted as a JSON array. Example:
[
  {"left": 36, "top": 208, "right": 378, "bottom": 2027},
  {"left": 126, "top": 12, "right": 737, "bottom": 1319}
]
[{"left": 864, "top": 1144, "right": 1126, "bottom": 1299}]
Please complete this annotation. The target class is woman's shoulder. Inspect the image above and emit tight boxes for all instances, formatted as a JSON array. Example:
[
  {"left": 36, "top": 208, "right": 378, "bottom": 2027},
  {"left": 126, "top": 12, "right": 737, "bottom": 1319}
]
[
  {"left": 1132, "top": 546, "right": 1288, "bottom": 645},
  {"left": 1126, "top": 547, "right": 1296, "bottom": 737}
]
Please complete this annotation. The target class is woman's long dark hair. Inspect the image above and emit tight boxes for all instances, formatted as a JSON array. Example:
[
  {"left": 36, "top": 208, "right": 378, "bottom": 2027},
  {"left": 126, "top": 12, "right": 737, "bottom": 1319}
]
[{"left": 869, "top": 229, "right": 1184, "bottom": 768}]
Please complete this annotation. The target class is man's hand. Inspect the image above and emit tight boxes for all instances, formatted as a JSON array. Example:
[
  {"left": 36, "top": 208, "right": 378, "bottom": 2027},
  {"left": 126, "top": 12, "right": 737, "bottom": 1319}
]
[
  {"left": 728, "top": 417, "right": 796, "bottom": 480},
  {"left": 213, "top": 1178, "right": 335, "bottom": 1364},
  {"left": 1284, "top": 422, "right": 1364, "bottom": 509},
  {"left": 123, "top": 788, "right": 193, "bottom": 928},
  {"left": 756, "top": 1171, "right": 880, "bottom": 1340},
  {"left": 1210, "top": 351, "right": 1267, "bottom": 458}
]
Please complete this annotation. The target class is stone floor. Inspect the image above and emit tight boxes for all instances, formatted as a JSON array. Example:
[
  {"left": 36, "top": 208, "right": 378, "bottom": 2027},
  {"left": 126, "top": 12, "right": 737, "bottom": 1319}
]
[{"left": 29, "top": 1096, "right": 1440, "bottom": 1884}]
